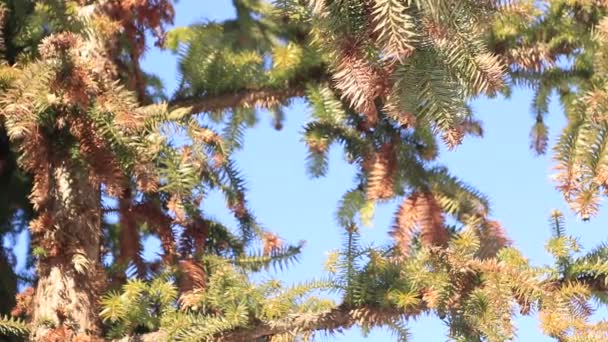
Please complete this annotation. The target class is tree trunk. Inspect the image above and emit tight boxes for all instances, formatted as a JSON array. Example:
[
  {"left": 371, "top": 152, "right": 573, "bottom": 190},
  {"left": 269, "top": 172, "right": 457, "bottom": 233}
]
[
  {"left": 0, "top": 247, "right": 17, "bottom": 314},
  {"left": 31, "top": 162, "right": 104, "bottom": 340}
]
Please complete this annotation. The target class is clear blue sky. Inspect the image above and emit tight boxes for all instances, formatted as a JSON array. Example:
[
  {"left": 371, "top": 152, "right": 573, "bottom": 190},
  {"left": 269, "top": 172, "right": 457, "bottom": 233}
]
[{"left": 20, "top": 1, "right": 602, "bottom": 341}]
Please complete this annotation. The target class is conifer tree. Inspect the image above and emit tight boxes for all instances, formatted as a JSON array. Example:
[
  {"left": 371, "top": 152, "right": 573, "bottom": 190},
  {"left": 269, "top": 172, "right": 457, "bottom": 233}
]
[
  {"left": 2, "top": 1, "right": 608, "bottom": 342},
  {"left": 488, "top": 1, "right": 608, "bottom": 219},
  {"left": 0, "top": 0, "right": 37, "bottom": 319}
]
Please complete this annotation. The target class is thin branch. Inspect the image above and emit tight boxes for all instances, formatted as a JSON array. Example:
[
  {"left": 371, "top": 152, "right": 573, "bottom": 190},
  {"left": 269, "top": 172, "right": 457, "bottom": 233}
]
[
  {"left": 115, "top": 331, "right": 167, "bottom": 342},
  {"left": 168, "top": 67, "right": 329, "bottom": 114},
  {"left": 169, "top": 86, "right": 307, "bottom": 114},
  {"left": 221, "top": 305, "right": 356, "bottom": 341}
]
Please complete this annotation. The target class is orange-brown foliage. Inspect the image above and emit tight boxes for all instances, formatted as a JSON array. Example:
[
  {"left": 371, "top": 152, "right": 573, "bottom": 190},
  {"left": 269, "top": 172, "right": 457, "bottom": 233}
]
[
  {"left": 390, "top": 192, "right": 448, "bottom": 255},
  {"left": 367, "top": 142, "right": 396, "bottom": 200}
]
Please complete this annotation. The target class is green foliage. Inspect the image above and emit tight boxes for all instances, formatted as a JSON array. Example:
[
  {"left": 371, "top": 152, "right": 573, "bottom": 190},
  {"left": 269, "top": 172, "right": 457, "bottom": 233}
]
[
  {"left": 100, "top": 278, "right": 178, "bottom": 338},
  {"left": 102, "top": 253, "right": 335, "bottom": 341},
  {"left": 336, "top": 189, "right": 372, "bottom": 229},
  {"left": 488, "top": 1, "right": 608, "bottom": 218},
  {"left": 234, "top": 243, "right": 303, "bottom": 272},
  {"left": 0, "top": 315, "right": 28, "bottom": 336},
  {"left": 8, "top": 0, "right": 608, "bottom": 341}
]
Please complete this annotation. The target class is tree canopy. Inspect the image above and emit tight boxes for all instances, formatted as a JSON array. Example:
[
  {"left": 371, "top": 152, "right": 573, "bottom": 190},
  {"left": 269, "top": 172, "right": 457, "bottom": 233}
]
[{"left": 2, "top": 0, "right": 608, "bottom": 341}]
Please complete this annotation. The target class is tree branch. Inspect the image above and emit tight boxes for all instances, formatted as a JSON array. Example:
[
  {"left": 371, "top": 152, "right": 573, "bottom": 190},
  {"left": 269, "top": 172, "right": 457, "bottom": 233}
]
[
  {"left": 222, "top": 305, "right": 355, "bottom": 341},
  {"left": 114, "top": 304, "right": 423, "bottom": 342},
  {"left": 169, "top": 86, "right": 308, "bottom": 114},
  {"left": 168, "top": 67, "right": 330, "bottom": 114},
  {"left": 115, "top": 331, "right": 167, "bottom": 342}
]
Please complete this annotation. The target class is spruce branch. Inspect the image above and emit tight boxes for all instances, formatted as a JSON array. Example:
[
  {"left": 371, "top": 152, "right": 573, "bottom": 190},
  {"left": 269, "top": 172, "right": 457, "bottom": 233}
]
[
  {"left": 114, "top": 304, "right": 421, "bottom": 342},
  {"left": 168, "top": 67, "right": 329, "bottom": 114}
]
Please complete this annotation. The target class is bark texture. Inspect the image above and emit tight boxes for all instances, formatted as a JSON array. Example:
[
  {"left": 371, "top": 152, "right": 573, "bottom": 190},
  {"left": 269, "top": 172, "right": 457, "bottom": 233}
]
[{"left": 32, "top": 162, "right": 104, "bottom": 340}]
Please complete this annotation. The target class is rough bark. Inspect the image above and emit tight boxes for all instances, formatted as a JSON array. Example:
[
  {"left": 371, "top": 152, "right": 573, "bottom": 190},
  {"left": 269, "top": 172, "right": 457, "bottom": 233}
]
[
  {"left": 31, "top": 162, "right": 104, "bottom": 340},
  {"left": 115, "top": 331, "right": 167, "bottom": 342},
  {"left": 221, "top": 306, "right": 356, "bottom": 341}
]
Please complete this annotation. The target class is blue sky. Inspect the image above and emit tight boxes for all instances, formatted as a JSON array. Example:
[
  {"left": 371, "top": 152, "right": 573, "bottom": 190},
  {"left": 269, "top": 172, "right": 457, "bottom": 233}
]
[{"left": 67, "top": 0, "right": 608, "bottom": 340}]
